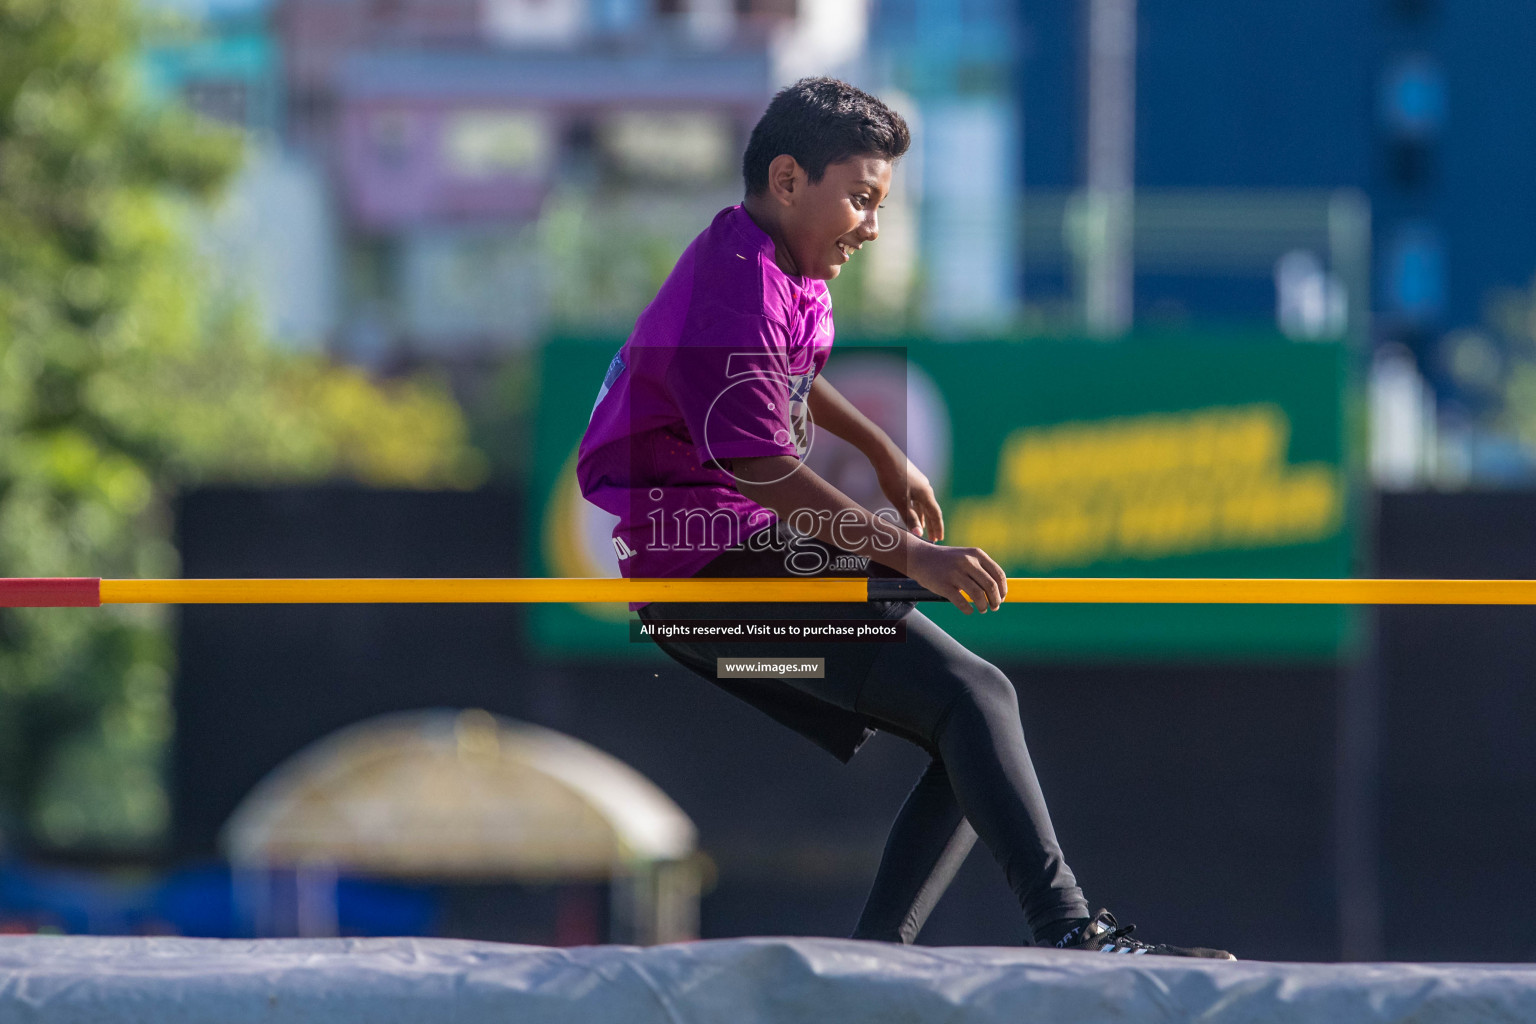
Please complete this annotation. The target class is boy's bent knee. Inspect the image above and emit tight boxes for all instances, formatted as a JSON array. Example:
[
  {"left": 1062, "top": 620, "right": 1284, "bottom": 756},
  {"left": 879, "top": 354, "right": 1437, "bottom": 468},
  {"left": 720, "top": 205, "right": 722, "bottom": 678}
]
[
  {"left": 930, "top": 659, "right": 1019, "bottom": 742},
  {"left": 966, "top": 661, "right": 1019, "bottom": 714}
]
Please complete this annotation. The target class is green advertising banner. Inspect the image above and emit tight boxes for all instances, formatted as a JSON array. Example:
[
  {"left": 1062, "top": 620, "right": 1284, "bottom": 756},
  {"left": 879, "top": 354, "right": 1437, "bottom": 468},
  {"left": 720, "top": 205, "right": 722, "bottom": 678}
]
[{"left": 529, "top": 335, "right": 1355, "bottom": 662}]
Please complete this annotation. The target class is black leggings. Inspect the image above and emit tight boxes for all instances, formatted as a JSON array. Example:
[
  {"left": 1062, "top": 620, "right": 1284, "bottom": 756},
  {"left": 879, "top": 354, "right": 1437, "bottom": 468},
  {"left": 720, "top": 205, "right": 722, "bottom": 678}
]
[{"left": 641, "top": 602, "right": 1089, "bottom": 943}]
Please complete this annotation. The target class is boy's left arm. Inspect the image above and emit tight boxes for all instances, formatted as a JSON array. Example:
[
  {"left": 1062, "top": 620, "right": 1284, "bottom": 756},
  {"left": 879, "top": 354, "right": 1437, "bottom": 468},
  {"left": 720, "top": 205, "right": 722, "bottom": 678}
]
[{"left": 807, "top": 374, "right": 945, "bottom": 541}]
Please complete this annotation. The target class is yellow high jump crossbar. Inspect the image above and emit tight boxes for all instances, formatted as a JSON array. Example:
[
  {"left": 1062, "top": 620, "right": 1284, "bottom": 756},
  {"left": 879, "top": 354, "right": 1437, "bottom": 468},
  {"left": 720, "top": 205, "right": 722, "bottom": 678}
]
[{"left": 4, "top": 577, "right": 1536, "bottom": 607}]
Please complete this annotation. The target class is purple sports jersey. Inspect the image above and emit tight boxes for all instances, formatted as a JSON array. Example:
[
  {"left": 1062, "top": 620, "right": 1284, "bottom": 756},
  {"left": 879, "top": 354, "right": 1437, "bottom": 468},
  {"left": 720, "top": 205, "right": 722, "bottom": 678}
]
[{"left": 577, "top": 205, "right": 834, "bottom": 589}]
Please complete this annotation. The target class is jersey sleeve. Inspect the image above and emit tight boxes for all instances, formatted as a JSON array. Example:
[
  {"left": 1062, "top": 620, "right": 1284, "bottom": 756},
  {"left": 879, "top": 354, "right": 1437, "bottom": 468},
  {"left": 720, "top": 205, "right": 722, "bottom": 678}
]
[{"left": 664, "top": 311, "right": 801, "bottom": 469}]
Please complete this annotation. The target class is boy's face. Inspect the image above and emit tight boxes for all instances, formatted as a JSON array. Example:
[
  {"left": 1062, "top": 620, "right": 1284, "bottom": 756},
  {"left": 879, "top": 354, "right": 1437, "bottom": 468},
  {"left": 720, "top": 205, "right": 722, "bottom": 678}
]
[{"left": 778, "top": 154, "right": 892, "bottom": 280}]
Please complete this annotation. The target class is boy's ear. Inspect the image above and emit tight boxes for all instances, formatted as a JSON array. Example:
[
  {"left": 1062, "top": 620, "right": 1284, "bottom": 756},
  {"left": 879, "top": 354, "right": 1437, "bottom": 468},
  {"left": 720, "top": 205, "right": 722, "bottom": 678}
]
[{"left": 766, "top": 154, "right": 805, "bottom": 206}]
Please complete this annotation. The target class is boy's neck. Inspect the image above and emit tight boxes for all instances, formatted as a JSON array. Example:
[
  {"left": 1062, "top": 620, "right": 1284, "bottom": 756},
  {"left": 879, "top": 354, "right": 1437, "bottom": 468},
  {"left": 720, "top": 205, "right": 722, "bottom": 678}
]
[{"left": 741, "top": 195, "right": 800, "bottom": 278}]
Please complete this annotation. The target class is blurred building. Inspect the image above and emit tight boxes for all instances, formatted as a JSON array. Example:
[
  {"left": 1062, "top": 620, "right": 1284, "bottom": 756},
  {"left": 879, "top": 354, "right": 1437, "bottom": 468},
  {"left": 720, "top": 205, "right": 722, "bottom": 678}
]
[
  {"left": 869, "top": 0, "right": 1022, "bottom": 330},
  {"left": 266, "top": 0, "right": 888, "bottom": 363},
  {"left": 139, "top": 0, "right": 342, "bottom": 351},
  {"left": 133, "top": 0, "right": 1050, "bottom": 360},
  {"left": 326, "top": 48, "right": 768, "bottom": 356},
  {"left": 125, "top": 0, "right": 870, "bottom": 364}
]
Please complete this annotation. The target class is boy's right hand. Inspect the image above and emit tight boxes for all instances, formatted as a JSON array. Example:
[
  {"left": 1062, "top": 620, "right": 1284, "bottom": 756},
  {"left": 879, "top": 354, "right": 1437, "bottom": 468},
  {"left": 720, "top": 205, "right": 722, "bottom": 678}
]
[{"left": 905, "top": 539, "right": 1008, "bottom": 614}]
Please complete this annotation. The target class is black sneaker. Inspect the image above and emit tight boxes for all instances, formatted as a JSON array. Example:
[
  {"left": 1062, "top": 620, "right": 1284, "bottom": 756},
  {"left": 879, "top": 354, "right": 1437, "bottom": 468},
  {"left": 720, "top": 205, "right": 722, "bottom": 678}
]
[{"left": 1053, "top": 909, "right": 1236, "bottom": 960}]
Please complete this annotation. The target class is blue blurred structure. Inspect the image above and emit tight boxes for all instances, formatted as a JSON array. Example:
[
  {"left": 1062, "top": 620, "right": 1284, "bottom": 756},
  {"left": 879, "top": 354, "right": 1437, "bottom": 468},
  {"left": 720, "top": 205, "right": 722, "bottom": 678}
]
[
  {"left": 0, "top": 861, "right": 436, "bottom": 938},
  {"left": 137, "top": 0, "right": 283, "bottom": 136},
  {"left": 1018, "top": 0, "right": 1536, "bottom": 383},
  {"left": 1019, "top": 0, "right": 1373, "bottom": 329}
]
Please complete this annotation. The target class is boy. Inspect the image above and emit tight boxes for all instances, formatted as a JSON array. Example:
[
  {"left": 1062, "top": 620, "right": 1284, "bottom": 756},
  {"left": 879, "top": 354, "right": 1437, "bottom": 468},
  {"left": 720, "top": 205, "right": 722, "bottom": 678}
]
[{"left": 578, "top": 77, "right": 1232, "bottom": 959}]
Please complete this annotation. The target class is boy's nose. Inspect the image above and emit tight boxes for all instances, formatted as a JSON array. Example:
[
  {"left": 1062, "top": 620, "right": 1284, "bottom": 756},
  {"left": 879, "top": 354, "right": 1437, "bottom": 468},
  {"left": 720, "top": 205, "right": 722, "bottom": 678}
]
[{"left": 859, "top": 213, "right": 879, "bottom": 241}]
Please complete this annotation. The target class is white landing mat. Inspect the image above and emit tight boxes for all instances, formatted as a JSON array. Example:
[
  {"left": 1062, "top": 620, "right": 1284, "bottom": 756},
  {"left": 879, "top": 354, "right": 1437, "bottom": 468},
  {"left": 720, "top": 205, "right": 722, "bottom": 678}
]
[{"left": 0, "top": 935, "right": 1531, "bottom": 1023}]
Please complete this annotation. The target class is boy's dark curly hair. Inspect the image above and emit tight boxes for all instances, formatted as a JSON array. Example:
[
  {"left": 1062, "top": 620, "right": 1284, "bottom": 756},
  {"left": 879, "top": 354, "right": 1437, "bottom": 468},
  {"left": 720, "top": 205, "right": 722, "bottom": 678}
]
[{"left": 742, "top": 77, "right": 911, "bottom": 196}]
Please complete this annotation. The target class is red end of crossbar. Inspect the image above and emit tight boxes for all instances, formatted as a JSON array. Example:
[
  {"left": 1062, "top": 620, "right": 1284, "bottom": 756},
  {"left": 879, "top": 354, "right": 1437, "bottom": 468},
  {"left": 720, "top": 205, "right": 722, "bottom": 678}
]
[{"left": 0, "top": 578, "right": 101, "bottom": 608}]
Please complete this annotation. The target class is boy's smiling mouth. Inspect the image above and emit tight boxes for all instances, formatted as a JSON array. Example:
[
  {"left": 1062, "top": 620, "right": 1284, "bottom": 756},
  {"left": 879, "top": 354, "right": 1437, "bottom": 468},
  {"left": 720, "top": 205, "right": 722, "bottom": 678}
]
[{"left": 836, "top": 241, "right": 861, "bottom": 261}]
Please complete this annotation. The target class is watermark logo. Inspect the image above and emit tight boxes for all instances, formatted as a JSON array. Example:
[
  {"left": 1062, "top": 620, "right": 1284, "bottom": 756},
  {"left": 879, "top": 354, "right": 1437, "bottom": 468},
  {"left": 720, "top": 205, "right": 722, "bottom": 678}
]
[
  {"left": 643, "top": 492, "right": 902, "bottom": 576},
  {"left": 827, "top": 552, "right": 871, "bottom": 573},
  {"left": 701, "top": 352, "right": 817, "bottom": 488}
]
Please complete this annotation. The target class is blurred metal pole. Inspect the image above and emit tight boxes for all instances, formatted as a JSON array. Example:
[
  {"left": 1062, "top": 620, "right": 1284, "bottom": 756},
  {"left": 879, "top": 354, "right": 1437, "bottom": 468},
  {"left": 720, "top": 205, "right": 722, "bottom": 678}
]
[
  {"left": 1334, "top": 188, "right": 1383, "bottom": 960},
  {"left": 1328, "top": 190, "right": 1373, "bottom": 352},
  {"left": 1082, "top": 0, "right": 1136, "bottom": 335},
  {"left": 1337, "top": 604, "right": 1385, "bottom": 960}
]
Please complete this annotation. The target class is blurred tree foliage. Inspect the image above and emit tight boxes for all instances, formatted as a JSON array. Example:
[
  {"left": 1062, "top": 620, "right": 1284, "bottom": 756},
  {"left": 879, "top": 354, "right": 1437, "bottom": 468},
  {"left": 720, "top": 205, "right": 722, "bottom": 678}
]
[
  {"left": 1484, "top": 276, "right": 1536, "bottom": 450},
  {"left": 1435, "top": 273, "right": 1536, "bottom": 479},
  {"left": 0, "top": 0, "right": 484, "bottom": 851}
]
